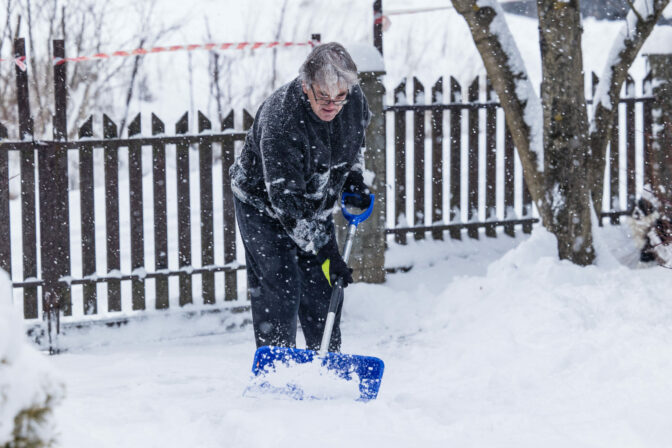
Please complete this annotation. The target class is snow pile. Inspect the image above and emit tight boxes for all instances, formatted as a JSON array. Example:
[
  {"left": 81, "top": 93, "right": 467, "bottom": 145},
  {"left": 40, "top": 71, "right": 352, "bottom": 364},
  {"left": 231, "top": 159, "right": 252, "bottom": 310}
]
[
  {"left": 0, "top": 270, "right": 64, "bottom": 447},
  {"left": 46, "top": 226, "right": 672, "bottom": 447},
  {"left": 246, "top": 359, "right": 361, "bottom": 401}
]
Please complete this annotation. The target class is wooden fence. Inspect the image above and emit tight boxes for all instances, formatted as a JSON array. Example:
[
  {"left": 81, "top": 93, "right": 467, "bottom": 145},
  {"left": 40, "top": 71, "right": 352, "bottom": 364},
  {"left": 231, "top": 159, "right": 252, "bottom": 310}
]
[
  {"left": 385, "top": 73, "right": 655, "bottom": 243},
  {"left": 0, "top": 39, "right": 253, "bottom": 349}
]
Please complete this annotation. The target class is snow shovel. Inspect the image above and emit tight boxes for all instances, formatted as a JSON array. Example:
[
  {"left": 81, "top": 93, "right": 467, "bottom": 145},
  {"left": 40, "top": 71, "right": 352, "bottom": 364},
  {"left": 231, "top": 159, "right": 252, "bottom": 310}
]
[{"left": 248, "top": 193, "right": 385, "bottom": 401}]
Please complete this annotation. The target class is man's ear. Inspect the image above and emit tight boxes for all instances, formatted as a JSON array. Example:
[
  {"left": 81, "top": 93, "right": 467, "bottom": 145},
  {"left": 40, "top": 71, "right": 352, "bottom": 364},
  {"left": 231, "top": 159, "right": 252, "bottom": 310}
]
[{"left": 301, "top": 82, "right": 309, "bottom": 95}]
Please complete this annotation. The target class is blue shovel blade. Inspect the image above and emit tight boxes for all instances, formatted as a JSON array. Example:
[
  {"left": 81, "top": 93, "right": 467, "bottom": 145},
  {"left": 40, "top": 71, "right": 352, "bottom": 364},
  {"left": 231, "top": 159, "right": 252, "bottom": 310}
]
[{"left": 249, "top": 345, "right": 385, "bottom": 401}]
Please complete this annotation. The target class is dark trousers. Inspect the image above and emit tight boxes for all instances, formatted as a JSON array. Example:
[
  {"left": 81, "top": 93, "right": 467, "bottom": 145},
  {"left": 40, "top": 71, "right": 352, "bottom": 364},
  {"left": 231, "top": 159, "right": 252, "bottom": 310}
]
[{"left": 234, "top": 198, "right": 342, "bottom": 351}]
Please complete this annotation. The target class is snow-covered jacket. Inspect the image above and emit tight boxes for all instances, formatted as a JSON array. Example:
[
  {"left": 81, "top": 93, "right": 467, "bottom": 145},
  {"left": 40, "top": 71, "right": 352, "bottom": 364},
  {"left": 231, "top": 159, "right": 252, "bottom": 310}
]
[{"left": 230, "top": 77, "right": 370, "bottom": 254}]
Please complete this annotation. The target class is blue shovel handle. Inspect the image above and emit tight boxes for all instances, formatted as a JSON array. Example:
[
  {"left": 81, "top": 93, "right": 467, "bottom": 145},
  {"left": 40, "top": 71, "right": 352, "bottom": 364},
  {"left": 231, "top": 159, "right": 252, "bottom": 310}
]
[{"left": 340, "top": 193, "right": 375, "bottom": 227}]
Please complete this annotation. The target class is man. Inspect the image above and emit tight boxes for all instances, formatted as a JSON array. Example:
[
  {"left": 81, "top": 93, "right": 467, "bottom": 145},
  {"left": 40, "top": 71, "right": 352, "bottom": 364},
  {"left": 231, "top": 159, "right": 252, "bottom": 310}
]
[{"left": 230, "top": 42, "right": 371, "bottom": 352}]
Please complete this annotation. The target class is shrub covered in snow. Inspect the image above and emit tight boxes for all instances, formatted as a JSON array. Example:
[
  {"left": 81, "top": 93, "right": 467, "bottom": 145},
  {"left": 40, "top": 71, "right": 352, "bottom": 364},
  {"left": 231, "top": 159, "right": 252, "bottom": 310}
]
[{"left": 0, "top": 271, "right": 64, "bottom": 447}]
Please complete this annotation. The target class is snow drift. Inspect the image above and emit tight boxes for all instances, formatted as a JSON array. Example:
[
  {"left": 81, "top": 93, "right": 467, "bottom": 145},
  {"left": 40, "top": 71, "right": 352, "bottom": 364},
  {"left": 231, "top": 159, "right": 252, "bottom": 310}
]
[{"left": 0, "top": 270, "right": 64, "bottom": 447}]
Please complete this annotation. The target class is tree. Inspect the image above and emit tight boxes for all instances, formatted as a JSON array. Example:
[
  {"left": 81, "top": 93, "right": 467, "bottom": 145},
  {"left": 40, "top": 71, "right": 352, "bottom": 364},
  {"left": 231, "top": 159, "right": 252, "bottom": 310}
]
[
  {"left": 449, "top": 0, "right": 670, "bottom": 265},
  {"left": 0, "top": 0, "right": 180, "bottom": 139}
]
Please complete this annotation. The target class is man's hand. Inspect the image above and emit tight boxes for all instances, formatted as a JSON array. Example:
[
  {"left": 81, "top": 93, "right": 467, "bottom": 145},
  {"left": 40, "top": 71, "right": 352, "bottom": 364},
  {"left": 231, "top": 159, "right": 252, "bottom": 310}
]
[{"left": 316, "top": 238, "right": 353, "bottom": 287}]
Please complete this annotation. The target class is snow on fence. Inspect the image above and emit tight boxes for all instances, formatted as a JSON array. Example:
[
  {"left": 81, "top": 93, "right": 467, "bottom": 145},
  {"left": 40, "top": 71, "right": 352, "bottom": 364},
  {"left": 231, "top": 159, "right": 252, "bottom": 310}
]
[{"left": 385, "top": 73, "right": 656, "bottom": 244}]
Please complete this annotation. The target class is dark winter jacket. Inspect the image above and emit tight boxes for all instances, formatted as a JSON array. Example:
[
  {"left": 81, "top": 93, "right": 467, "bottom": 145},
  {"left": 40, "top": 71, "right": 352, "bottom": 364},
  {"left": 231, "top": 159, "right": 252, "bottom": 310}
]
[{"left": 230, "top": 77, "right": 371, "bottom": 254}]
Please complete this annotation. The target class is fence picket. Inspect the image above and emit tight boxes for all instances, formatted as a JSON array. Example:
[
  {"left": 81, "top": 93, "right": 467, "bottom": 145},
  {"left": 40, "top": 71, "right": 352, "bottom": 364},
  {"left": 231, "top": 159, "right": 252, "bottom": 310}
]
[
  {"left": 431, "top": 77, "right": 443, "bottom": 240},
  {"left": 413, "top": 77, "right": 425, "bottom": 240},
  {"left": 625, "top": 76, "right": 636, "bottom": 210},
  {"left": 522, "top": 178, "right": 533, "bottom": 234},
  {"left": 221, "top": 111, "right": 237, "bottom": 301},
  {"left": 175, "top": 112, "right": 192, "bottom": 306},
  {"left": 15, "top": 38, "right": 38, "bottom": 319},
  {"left": 467, "top": 77, "right": 479, "bottom": 239},
  {"left": 643, "top": 72, "right": 653, "bottom": 188},
  {"left": 449, "top": 76, "right": 462, "bottom": 240},
  {"left": 485, "top": 79, "right": 497, "bottom": 237},
  {"left": 0, "top": 123, "right": 10, "bottom": 276},
  {"left": 394, "top": 79, "right": 407, "bottom": 245},
  {"left": 609, "top": 96, "right": 620, "bottom": 223},
  {"left": 198, "top": 111, "right": 215, "bottom": 305},
  {"left": 128, "top": 114, "right": 145, "bottom": 310},
  {"left": 103, "top": 115, "right": 121, "bottom": 312},
  {"left": 243, "top": 109, "right": 254, "bottom": 131},
  {"left": 152, "top": 114, "right": 169, "bottom": 309},
  {"left": 503, "top": 126, "right": 515, "bottom": 237},
  {"left": 78, "top": 116, "right": 97, "bottom": 314}
]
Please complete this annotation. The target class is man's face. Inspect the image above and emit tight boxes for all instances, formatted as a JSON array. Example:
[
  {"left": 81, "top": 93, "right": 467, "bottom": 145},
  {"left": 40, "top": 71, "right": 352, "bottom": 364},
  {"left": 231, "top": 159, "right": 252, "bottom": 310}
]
[{"left": 302, "top": 82, "right": 348, "bottom": 122}]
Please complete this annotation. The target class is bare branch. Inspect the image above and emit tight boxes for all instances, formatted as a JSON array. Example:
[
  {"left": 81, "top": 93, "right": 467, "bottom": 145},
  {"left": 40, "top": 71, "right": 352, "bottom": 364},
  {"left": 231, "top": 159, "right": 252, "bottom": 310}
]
[
  {"left": 624, "top": 0, "right": 645, "bottom": 23},
  {"left": 450, "top": 0, "right": 546, "bottom": 216},
  {"left": 588, "top": 0, "right": 670, "bottom": 211}
]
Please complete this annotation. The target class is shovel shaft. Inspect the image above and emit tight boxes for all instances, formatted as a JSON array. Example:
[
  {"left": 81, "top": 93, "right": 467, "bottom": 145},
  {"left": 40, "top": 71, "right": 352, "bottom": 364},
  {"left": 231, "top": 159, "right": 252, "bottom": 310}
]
[{"left": 319, "top": 223, "right": 357, "bottom": 356}]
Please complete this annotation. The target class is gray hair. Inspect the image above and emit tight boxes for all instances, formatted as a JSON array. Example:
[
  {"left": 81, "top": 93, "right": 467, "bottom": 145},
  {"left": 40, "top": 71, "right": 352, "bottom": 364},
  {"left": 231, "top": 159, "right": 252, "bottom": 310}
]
[{"left": 299, "top": 42, "right": 358, "bottom": 94}]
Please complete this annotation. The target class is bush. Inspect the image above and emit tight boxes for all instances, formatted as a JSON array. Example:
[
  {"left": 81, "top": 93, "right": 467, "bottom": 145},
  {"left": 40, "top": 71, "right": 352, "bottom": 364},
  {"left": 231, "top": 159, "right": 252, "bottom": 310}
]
[{"left": 0, "top": 271, "right": 64, "bottom": 447}]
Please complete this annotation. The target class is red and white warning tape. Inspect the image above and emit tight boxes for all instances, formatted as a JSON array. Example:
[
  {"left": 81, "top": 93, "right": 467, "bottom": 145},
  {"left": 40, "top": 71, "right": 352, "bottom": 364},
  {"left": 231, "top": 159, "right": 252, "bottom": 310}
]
[
  {"left": 54, "top": 40, "right": 316, "bottom": 66},
  {"left": 3, "top": 40, "right": 315, "bottom": 71},
  {"left": 0, "top": 55, "right": 27, "bottom": 71}
]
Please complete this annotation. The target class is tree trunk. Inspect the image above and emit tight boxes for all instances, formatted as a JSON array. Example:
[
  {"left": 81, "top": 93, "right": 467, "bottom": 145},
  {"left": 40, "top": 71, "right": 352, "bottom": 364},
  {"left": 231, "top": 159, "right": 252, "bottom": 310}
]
[{"left": 537, "top": 0, "right": 595, "bottom": 264}]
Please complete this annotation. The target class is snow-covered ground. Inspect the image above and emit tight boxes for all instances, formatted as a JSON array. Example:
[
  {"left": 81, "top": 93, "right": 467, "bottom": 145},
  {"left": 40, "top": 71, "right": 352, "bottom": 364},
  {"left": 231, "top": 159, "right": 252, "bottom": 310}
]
[{"left": 45, "top": 223, "right": 672, "bottom": 448}]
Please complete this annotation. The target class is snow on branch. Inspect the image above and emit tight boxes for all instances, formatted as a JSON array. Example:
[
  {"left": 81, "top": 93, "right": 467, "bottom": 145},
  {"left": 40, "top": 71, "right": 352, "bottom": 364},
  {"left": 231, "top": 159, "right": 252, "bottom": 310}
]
[
  {"left": 592, "top": 0, "right": 669, "bottom": 117},
  {"left": 479, "top": 0, "right": 544, "bottom": 172},
  {"left": 451, "top": 0, "right": 544, "bottom": 175}
]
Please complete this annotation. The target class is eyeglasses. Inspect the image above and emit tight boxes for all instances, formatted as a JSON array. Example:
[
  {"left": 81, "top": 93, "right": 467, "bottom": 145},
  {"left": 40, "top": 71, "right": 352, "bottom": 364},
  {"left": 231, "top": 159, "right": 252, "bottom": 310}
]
[{"left": 310, "top": 85, "right": 349, "bottom": 106}]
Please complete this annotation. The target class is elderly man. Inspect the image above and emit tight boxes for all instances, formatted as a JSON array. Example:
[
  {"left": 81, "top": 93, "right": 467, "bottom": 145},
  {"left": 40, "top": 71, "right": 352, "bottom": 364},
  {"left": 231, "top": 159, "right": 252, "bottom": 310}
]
[{"left": 230, "top": 42, "right": 371, "bottom": 352}]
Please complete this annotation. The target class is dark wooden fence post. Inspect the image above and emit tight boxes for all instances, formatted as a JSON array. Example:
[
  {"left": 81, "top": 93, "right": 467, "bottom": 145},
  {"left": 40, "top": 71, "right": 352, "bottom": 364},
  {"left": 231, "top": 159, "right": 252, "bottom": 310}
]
[
  {"left": 38, "top": 139, "right": 71, "bottom": 353},
  {"left": 175, "top": 112, "right": 192, "bottom": 306},
  {"left": 43, "top": 39, "right": 71, "bottom": 322},
  {"left": 37, "top": 40, "right": 71, "bottom": 348},
  {"left": 393, "top": 79, "right": 407, "bottom": 245},
  {"left": 128, "top": 114, "right": 145, "bottom": 310},
  {"left": 53, "top": 40, "right": 67, "bottom": 141},
  {"left": 431, "top": 77, "right": 444, "bottom": 240},
  {"left": 15, "top": 38, "right": 38, "bottom": 319},
  {"left": 198, "top": 111, "right": 215, "bottom": 305},
  {"left": 467, "top": 77, "right": 479, "bottom": 239},
  {"left": 413, "top": 77, "right": 425, "bottom": 240},
  {"left": 152, "top": 114, "right": 169, "bottom": 309},
  {"left": 373, "top": 0, "right": 383, "bottom": 56},
  {"left": 221, "top": 111, "right": 237, "bottom": 301}
]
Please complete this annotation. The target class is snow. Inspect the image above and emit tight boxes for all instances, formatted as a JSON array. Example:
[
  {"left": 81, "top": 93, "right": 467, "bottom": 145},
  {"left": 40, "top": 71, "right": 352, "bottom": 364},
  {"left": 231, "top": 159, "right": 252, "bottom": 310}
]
[
  {"left": 3, "top": 1, "right": 672, "bottom": 446},
  {"left": 0, "top": 270, "right": 64, "bottom": 446},
  {"left": 345, "top": 43, "right": 385, "bottom": 73},
  {"left": 40, "top": 224, "right": 672, "bottom": 448}
]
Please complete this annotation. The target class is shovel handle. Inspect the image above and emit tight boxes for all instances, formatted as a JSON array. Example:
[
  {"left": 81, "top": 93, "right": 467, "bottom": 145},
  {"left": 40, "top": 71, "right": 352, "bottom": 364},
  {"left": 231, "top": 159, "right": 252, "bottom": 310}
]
[{"left": 318, "top": 193, "right": 375, "bottom": 356}]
